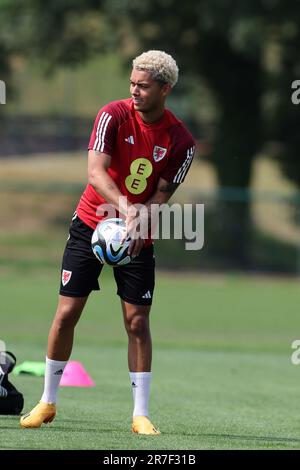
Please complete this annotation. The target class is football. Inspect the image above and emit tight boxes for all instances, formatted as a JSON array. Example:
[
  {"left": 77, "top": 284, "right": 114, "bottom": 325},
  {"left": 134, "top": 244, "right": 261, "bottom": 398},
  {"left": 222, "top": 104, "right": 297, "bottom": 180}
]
[{"left": 91, "top": 217, "right": 132, "bottom": 266}]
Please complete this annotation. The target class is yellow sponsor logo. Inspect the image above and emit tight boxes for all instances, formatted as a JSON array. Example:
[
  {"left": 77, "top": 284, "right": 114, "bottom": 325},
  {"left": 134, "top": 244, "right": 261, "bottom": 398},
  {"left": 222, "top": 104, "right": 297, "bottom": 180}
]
[{"left": 125, "top": 158, "right": 153, "bottom": 194}]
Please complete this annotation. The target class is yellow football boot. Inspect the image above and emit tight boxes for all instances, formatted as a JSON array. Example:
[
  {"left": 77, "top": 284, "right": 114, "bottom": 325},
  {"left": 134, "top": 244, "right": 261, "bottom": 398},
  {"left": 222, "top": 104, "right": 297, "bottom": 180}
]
[
  {"left": 132, "top": 416, "right": 160, "bottom": 435},
  {"left": 20, "top": 402, "right": 56, "bottom": 428}
]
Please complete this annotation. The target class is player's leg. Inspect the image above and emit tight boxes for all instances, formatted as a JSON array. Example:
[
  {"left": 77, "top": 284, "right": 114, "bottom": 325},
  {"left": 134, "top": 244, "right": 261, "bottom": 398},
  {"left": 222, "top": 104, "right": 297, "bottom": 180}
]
[
  {"left": 121, "top": 300, "right": 159, "bottom": 435},
  {"left": 20, "top": 215, "right": 102, "bottom": 428},
  {"left": 121, "top": 301, "right": 152, "bottom": 372},
  {"left": 20, "top": 295, "right": 87, "bottom": 429},
  {"left": 114, "top": 244, "right": 160, "bottom": 435},
  {"left": 47, "top": 294, "right": 88, "bottom": 360},
  {"left": 41, "top": 294, "right": 87, "bottom": 404}
]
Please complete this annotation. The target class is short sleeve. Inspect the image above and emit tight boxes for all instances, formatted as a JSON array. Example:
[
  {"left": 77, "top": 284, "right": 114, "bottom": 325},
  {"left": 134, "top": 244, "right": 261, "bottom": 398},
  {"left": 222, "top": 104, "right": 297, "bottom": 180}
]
[
  {"left": 161, "top": 140, "right": 195, "bottom": 184},
  {"left": 88, "top": 103, "right": 118, "bottom": 155}
]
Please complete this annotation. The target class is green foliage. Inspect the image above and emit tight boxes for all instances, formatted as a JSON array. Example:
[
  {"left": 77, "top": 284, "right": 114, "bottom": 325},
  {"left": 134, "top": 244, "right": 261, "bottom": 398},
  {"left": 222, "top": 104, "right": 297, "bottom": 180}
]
[
  {"left": 111, "top": 0, "right": 300, "bottom": 189},
  {"left": 1, "top": 0, "right": 300, "bottom": 264},
  {"left": 0, "top": 0, "right": 111, "bottom": 71},
  {"left": 1, "top": 0, "right": 300, "bottom": 187},
  {"left": 114, "top": 0, "right": 300, "bottom": 263}
]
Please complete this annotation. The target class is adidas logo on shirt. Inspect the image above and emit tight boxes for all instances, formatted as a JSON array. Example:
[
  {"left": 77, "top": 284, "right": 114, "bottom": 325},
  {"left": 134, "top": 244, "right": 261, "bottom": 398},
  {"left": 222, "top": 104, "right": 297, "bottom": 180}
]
[
  {"left": 125, "top": 135, "right": 134, "bottom": 144},
  {"left": 142, "top": 291, "right": 151, "bottom": 299}
]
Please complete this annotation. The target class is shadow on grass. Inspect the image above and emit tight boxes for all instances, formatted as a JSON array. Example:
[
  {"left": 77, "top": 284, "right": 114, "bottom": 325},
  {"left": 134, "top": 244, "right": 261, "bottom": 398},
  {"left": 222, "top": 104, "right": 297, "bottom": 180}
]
[{"left": 168, "top": 431, "right": 300, "bottom": 444}]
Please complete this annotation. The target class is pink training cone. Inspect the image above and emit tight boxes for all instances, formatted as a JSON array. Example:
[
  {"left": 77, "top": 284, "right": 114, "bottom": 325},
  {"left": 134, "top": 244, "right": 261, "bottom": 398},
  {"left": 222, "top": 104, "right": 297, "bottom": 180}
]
[{"left": 59, "top": 361, "right": 95, "bottom": 387}]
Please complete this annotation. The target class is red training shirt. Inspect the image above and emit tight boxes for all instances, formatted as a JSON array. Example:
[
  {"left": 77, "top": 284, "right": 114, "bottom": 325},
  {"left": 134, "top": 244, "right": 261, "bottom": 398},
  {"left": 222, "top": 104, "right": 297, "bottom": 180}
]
[{"left": 76, "top": 98, "right": 195, "bottom": 233}]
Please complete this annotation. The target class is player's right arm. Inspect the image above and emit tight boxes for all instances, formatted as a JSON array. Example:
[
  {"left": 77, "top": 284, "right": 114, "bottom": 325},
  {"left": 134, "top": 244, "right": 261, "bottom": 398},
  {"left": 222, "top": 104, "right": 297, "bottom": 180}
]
[
  {"left": 87, "top": 103, "right": 144, "bottom": 256},
  {"left": 89, "top": 149, "right": 144, "bottom": 256},
  {"left": 88, "top": 149, "right": 128, "bottom": 215},
  {"left": 87, "top": 103, "right": 132, "bottom": 215}
]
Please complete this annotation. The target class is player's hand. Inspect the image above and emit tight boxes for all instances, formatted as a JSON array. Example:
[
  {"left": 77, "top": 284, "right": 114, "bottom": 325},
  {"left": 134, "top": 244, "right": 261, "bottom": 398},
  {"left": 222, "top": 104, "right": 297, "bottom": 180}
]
[
  {"left": 122, "top": 205, "right": 145, "bottom": 257},
  {"left": 128, "top": 237, "right": 145, "bottom": 257}
]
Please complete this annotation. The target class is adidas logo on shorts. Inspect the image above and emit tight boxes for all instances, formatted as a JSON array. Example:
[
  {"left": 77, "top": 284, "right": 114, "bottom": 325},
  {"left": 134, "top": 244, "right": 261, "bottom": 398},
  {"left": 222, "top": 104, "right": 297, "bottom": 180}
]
[{"left": 142, "top": 291, "right": 151, "bottom": 299}]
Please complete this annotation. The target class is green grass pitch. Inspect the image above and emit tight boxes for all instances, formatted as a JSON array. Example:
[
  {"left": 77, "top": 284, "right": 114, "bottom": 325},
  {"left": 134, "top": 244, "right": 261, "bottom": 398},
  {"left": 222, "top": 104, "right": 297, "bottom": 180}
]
[{"left": 1, "top": 268, "right": 300, "bottom": 449}]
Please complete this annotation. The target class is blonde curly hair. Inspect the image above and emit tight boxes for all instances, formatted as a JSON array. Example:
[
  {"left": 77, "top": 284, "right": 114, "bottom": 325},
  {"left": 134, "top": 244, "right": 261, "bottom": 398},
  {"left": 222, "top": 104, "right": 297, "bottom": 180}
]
[{"left": 132, "top": 50, "right": 179, "bottom": 88}]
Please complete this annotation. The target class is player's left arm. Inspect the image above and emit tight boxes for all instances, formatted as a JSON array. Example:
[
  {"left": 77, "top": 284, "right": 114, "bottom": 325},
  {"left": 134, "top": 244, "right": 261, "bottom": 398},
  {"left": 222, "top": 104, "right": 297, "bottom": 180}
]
[
  {"left": 125, "top": 179, "right": 179, "bottom": 256},
  {"left": 145, "top": 177, "right": 180, "bottom": 207},
  {"left": 129, "top": 137, "right": 195, "bottom": 253},
  {"left": 141, "top": 178, "right": 180, "bottom": 237},
  {"left": 144, "top": 136, "right": 196, "bottom": 231}
]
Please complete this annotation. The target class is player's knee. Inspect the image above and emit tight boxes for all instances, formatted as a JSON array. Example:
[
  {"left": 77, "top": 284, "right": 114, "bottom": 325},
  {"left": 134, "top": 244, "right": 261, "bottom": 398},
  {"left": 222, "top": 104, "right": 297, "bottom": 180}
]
[
  {"left": 127, "top": 314, "right": 149, "bottom": 338},
  {"left": 54, "top": 306, "right": 79, "bottom": 331}
]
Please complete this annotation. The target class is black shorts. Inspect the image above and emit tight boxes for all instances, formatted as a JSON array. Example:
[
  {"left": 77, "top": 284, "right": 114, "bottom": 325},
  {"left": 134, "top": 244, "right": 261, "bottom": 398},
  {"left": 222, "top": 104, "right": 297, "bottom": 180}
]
[{"left": 59, "top": 216, "right": 155, "bottom": 305}]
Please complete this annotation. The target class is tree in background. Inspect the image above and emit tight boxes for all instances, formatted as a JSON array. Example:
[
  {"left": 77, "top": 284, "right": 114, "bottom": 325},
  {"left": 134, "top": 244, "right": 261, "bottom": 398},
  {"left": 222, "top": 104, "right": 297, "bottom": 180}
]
[
  {"left": 1, "top": 0, "right": 300, "bottom": 267},
  {"left": 273, "top": 19, "right": 300, "bottom": 189},
  {"left": 106, "top": 0, "right": 265, "bottom": 266},
  {"left": 102, "top": 0, "right": 300, "bottom": 266},
  {"left": 0, "top": 0, "right": 16, "bottom": 106}
]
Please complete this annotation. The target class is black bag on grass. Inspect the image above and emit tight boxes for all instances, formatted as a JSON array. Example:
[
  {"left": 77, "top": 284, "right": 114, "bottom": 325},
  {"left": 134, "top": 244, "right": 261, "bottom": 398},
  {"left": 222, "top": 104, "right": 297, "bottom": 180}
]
[{"left": 0, "top": 351, "right": 24, "bottom": 415}]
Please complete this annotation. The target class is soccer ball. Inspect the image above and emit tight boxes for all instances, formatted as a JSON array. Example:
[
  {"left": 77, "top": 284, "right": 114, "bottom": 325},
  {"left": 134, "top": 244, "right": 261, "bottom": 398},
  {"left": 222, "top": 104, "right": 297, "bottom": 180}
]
[{"left": 91, "top": 217, "right": 132, "bottom": 266}]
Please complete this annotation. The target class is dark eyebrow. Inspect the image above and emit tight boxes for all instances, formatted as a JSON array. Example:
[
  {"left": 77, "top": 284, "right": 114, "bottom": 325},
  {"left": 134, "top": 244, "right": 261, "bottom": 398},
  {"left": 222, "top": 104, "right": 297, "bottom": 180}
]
[{"left": 130, "top": 80, "right": 149, "bottom": 86}]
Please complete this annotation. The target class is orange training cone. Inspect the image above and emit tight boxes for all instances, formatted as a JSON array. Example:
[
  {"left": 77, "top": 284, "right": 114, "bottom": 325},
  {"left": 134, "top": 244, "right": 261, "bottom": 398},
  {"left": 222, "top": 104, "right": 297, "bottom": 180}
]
[{"left": 59, "top": 361, "right": 95, "bottom": 387}]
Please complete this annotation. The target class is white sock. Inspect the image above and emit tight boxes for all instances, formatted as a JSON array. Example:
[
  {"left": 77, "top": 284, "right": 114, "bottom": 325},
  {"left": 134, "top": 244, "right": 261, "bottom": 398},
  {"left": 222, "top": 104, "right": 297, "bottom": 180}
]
[
  {"left": 41, "top": 356, "right": 68, "bottom": 404},
  {"left": 129, "top": 371, "right": 151, "bottom": 417}
]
